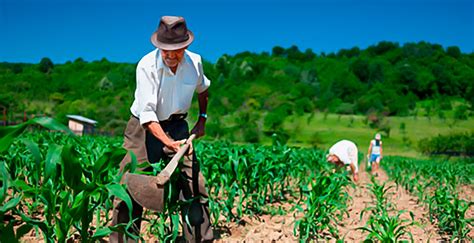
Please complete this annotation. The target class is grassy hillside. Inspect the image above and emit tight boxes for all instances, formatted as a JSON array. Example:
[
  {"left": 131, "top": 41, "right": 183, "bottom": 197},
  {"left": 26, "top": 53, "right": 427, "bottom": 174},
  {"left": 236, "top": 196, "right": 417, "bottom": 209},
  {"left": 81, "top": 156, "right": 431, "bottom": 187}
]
[{"left": 283, "top": 113, "right": 474, "bottom": 157}]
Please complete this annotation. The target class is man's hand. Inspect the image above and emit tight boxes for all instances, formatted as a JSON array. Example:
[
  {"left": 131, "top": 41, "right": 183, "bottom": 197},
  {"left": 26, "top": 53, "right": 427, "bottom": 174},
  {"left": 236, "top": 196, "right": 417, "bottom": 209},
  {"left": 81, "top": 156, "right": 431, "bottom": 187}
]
[
  {"left": 144, "top": 121, "right": 186, "bottom": 153},
  {"left": 165, "top": 139, "right": 185, "bottom": 153},
  {"left": 191, "top": 118, "right": 206, "bottom": 138},
  {"left": 349, "top": 163, "right": 358, "bottom": 182},
  {"left": 353, "top": 173, "right": 359, "bottom": 182}
]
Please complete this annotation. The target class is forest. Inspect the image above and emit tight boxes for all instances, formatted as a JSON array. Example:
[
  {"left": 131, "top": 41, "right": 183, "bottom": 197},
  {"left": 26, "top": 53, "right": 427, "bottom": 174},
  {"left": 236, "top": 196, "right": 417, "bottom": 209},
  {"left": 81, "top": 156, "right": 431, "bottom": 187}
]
[{"left": 1, "top": 41, "right": 473, "bottom": 141}]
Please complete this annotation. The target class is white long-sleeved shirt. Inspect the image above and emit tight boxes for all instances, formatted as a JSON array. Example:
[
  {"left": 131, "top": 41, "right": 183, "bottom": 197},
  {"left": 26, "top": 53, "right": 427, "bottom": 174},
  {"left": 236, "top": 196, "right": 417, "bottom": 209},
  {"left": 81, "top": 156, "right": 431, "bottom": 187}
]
[
  {"left": 329, "top": 140, "right": 359, "bottom": 173},
  {"left": 130, "top": 49, "right": 210, "bottom": 125}
]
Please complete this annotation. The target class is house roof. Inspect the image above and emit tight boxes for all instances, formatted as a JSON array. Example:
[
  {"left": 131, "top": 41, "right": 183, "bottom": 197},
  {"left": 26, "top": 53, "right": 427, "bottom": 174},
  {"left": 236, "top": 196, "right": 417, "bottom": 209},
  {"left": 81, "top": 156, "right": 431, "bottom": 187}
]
[{"left": 66, "top": 115, "right": 98, "bottom": 125}]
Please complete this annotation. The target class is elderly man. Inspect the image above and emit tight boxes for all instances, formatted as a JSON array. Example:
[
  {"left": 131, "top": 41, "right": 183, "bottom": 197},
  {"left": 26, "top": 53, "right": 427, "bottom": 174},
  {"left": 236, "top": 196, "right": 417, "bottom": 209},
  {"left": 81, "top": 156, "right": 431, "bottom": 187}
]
[
  {"left": 110, "top": 16, "right": 213, "bottom": 242},
  {"left": 326, "top": 140, "right": 359, "bottom": 182}
]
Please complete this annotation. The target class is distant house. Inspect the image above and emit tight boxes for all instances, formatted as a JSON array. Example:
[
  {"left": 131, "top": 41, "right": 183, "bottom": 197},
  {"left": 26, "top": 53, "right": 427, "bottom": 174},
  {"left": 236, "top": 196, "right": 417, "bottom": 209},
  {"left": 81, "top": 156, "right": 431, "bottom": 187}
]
[{"left": 66, "top": 115, "right": 97, "bottom": 136}]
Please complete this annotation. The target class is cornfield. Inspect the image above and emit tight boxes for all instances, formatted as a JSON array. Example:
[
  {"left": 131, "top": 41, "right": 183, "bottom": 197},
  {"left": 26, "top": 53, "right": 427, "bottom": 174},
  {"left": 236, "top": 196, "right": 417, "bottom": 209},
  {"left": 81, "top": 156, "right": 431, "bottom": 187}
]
[
  {"left": 0, "top": 118, "right": 353, "bottom": 242},
  {"left": 1, "top": 118, "right": 473, "bottom": 242},
  {"left": 383, "top": 157, "right": 474, "bottom": 241}
]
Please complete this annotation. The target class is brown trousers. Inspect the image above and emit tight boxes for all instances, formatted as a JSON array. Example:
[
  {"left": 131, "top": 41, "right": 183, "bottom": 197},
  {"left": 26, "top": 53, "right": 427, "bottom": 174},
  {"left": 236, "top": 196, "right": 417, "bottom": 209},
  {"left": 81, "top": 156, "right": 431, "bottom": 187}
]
[{"left": 110, "top": 116, "right": 213, "bottom": 242}]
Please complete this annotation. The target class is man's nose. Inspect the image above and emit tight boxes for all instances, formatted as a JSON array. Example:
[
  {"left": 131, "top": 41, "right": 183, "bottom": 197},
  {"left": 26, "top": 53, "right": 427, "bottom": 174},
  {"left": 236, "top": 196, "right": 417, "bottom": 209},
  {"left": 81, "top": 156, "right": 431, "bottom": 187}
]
[{"left": 167, "top": 51, "right": 177, "bottom": 58}]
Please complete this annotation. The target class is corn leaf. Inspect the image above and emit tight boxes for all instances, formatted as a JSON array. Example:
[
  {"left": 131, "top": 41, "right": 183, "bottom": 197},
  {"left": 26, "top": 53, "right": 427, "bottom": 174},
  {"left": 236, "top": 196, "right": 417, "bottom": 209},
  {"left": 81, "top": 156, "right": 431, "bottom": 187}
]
[
  {"left": 106, "top": 184, "right": 133, "bottom": 218},
  {"left": 44, "top": 144, "right": 62, "bottom": 182},
  {"left": 61, "top": 144, "right": 86, "bottom": 190}
]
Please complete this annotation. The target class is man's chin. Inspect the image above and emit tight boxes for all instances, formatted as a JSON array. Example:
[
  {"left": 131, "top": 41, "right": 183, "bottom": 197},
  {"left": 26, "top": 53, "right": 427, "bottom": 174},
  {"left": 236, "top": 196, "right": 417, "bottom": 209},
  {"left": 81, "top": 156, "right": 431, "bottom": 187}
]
[{"left": 164, "top": 60, "right": 179, "bottom": 68}]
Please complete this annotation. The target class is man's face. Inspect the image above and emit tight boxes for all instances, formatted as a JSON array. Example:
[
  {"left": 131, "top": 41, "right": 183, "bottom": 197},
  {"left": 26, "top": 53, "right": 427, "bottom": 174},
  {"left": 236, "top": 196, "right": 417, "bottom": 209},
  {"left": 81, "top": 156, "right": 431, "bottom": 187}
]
[
  {"left": 161, "top": 48, "right": 186, "bottom": 69},
  {"left": 327, "top": 155, "right": 342, "bottom": 165}
]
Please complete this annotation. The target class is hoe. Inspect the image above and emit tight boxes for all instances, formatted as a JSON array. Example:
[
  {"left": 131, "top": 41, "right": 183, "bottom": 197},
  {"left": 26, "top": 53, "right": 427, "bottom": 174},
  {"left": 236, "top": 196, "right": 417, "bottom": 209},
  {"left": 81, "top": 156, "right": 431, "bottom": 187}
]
[{"left": 124, "top": 134, "right": 196, "bottom": 212}]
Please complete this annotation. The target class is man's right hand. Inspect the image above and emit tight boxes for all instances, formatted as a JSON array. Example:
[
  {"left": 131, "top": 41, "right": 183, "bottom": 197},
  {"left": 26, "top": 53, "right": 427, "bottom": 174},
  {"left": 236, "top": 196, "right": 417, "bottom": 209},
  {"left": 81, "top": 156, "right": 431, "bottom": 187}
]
[
  {"left": 353, "top": 173, "right": 359, "bottom": 182},
  {"left": 165, "top": 139, "right": 185, "bottom": 153},
  {"left": 144, "top": 121, "right": 185, "bottom": 153}
]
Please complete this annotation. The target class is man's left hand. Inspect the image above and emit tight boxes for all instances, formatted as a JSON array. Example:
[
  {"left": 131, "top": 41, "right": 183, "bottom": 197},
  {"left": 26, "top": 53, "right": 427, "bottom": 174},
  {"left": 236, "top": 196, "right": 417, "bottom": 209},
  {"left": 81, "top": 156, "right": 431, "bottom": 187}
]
[{"left": 191, "top": 118, "right": 206, "bottom": 138}]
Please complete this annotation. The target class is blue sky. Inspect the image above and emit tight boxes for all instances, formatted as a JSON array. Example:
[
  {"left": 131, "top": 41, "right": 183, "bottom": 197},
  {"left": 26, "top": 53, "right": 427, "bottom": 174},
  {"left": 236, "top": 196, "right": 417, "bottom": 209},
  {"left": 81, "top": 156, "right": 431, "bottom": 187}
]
[{"left": 1, "top": 0, "right": 473, "bottom": 64}]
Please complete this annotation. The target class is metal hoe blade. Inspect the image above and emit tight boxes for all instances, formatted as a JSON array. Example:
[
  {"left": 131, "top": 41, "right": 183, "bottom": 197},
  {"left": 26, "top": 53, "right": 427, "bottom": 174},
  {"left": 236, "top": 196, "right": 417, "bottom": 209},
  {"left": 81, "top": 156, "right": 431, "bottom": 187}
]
[
  {"left": 124, "top": 134, "right": 195, "bottom": 212},
  {"left": 125, "top": 173, "right": 166, "bottom": 211}
]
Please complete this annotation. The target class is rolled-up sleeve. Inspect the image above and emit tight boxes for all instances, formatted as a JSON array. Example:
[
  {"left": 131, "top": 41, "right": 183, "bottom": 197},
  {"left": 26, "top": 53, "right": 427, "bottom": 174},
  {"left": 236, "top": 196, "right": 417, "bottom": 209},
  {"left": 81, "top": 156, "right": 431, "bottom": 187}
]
[
  {"left": 196, "top": 62, "right": 211, "bottom": 93},
  {"left": 135, "top": 66, "right": 159, "bottom": 125}
]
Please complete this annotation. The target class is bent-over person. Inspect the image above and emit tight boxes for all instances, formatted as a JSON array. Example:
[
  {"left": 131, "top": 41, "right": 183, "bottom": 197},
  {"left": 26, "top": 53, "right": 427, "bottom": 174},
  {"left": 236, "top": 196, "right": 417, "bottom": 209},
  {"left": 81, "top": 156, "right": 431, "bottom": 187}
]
[{"left": 326, "top": 140, "right": 359, "bottom": 182}]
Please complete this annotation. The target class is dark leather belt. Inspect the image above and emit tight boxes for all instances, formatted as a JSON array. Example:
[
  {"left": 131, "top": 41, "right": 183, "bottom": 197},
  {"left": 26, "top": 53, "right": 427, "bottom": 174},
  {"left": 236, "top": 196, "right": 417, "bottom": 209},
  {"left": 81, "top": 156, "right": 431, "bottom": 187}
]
[
  {"left": 161, "top": 113, "right": 187, "bottom": 122},
  {"left": 131, "top": 113, "right": 188, "bottom": 122}
]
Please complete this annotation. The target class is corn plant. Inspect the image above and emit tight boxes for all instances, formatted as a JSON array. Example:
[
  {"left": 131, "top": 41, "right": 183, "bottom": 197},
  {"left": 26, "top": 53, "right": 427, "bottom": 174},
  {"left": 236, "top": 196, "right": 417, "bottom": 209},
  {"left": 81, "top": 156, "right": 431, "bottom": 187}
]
[
  {"left": 361, "top": 176, "right": 395, "bottom": 216},
  {"left": 358, "top": 210, "right": 416, "bottom": 242},
  {"left": 294, "top": 172, "right": 351, "bottom": 240},
  {"left": 429, "top": 185, "right": 474, "bottom": 240},
  {"left": 358, "top": 178, "right": 416, "bottom": 242}
]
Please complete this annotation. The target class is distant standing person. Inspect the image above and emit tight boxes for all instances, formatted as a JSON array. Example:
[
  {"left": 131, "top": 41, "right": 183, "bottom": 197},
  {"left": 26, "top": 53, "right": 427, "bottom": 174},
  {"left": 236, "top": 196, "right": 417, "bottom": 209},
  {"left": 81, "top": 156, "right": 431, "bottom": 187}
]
[
  {"left": 367, "top": 133, "right": 383, "bottom": 175},
  {"left": 326, "top": 140, "right": 359, "bottom": 182},
  {"left": 110, "top": 16, "right": 213, "bottom": 242}
]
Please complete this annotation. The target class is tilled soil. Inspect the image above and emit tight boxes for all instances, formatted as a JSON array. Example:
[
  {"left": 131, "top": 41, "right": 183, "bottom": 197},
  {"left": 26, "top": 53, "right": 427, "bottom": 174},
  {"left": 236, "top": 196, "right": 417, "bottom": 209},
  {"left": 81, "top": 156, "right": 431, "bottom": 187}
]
[
  {"left": 339, "top": 166, "right": 442, "bottom": 242},
  {"left": 214, "top": 201, "right": 298, "bottom": 242}
]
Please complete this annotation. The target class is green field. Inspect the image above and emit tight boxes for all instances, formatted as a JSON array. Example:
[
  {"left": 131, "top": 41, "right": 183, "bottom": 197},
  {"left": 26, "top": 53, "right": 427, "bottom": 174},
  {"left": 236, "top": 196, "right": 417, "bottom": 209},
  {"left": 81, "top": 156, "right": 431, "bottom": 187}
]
[
  {"left": 284, "top": 113, "right": 474, "bottom": 157},
  {"left": 1, "top": 118, "right": 472, "bottom": 241}
]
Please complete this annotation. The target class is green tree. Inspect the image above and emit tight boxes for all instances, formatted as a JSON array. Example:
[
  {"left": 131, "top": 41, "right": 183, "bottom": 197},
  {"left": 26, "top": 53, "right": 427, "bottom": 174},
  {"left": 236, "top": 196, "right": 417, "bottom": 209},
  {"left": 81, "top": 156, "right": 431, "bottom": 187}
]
[
  {"left": 446, "top": 46, "right": 461, "bottom": 58},
  {"left": 39, "top": 57, "right": 54, "bottom": 73},
  {"left": 272, "top": 46, "right": 285, "bottom": 57},
  {"left": 367, "top": 41, "right": 399, "bottom": 56},
  {"left": 351, "top": 57, "right": 370, "bottom": 83}
]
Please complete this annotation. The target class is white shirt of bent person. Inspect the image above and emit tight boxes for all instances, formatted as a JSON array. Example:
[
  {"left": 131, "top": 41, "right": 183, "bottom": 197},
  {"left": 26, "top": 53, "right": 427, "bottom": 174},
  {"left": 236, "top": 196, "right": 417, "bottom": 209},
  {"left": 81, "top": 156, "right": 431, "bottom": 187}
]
[
  {"left": 130, "top": 49, "right": 211, "bottom": 125},
  {"left": 329, "top": 140, "right": 359, "bottom": 173}
]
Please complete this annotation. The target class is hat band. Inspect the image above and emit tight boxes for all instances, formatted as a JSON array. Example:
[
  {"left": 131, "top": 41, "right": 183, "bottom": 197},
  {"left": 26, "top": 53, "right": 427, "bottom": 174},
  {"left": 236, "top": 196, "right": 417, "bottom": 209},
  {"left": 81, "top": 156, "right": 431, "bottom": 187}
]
[{"left": 157, "top": 34, "right": 189, "bottom": 44}]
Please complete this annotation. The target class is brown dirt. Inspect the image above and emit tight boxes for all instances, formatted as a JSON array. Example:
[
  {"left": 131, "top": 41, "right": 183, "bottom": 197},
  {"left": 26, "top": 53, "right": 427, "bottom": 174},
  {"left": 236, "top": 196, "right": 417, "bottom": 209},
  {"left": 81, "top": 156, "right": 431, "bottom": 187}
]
[
  {"left": 459, "top": 184, "right": 474, "bottom": 202},
  {"left": 214, "top": 201, "right": 298, "bottom": 242}
]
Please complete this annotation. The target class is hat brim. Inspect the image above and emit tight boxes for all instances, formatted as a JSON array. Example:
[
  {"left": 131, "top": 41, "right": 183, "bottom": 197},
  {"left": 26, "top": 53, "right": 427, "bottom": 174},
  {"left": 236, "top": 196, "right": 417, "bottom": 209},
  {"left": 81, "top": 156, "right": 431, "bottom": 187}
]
[{"left": 150, "top": 31, "right": 194, "bottom": 50}]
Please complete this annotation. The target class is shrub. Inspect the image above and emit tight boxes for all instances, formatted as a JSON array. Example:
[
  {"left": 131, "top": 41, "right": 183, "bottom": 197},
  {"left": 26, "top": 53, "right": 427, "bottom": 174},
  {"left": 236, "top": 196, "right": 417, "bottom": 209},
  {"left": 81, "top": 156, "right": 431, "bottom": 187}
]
[{"left": 418, "top": 132, "right": 474, "bottom": 156}]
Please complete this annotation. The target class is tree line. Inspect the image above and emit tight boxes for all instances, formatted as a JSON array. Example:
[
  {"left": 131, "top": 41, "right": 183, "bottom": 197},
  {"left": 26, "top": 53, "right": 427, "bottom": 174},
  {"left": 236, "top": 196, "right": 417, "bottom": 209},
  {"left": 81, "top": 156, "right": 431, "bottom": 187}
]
[{"left": 0, "top": 41, "right": 473, "bottom": 141}]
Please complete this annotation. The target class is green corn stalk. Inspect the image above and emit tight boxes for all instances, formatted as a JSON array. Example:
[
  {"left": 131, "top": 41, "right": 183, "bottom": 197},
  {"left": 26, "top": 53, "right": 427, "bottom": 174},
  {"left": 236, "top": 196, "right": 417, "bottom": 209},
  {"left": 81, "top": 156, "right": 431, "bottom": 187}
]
[
  {"left": 358, "top": 210, "right": 416, "bottom": 242},
  {"left": 358, "top": 178, "right": 416, "bottom": 242},
  {"left": 294, "top": 172, "right": 351, "bottom": 241},
  {"left": 360, "top": 177, "right": 395, "bottom": 218}
]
